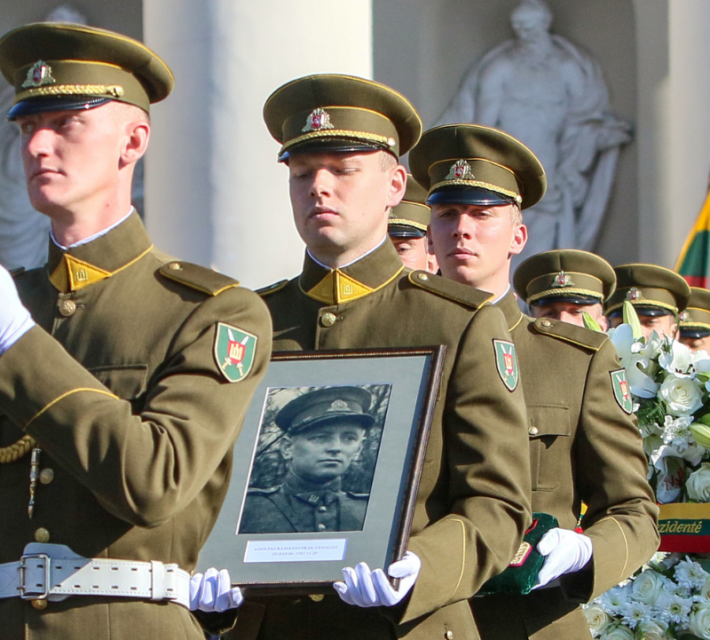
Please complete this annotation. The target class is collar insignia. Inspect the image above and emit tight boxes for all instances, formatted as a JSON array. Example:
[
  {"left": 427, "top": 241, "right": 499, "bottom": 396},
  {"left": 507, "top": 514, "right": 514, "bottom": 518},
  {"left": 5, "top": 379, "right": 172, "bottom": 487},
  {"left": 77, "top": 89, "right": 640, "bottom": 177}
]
[
  {"left": 302, "top": 108, "right": 334, "bottom": 133},
  {"left": 22, "top": 60, "right": 56, "bottom": 88},
  {"left": 626, "top": 287, "right": 643, "bottom": 301},
  {"left": 445, "top": 159, "right": 475, "bottom": 181},
  {"left": 551, "top": 271, "right": 573, "bottom": 288}
]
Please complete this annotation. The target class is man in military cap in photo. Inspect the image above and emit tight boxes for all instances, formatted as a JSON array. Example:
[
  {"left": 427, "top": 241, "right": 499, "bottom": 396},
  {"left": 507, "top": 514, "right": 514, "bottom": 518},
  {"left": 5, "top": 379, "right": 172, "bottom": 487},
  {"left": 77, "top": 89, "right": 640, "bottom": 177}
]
[
  {"left": 0, "top": 22, "right": 271, "bottom": 639},
  {"left": 195, "top": 74, "right": 532, "bottom": 640},
  {"left": 240, "top": 386, "right": 373, "bottom": 534},
  {"left": 678, "top": 287, "right": 710, "bottom": 352},
  {"left": 409, "top": 123, "right": 658, "bottom": 640},
  {"left": 605, "top": 264, "right": 691, "bottom": 339},
  {"left": 513, "top": 249, "right": 616, "bottom": 330},
  {"left": 387, "top": 174, "right": 438, "bottom": 273}
]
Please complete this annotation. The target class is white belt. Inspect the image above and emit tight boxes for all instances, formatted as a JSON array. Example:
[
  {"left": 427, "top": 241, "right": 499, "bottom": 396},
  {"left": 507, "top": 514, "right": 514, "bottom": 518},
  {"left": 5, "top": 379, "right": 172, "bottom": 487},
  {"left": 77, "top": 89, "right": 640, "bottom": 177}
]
[{"left": 0, "top": 543, "right": 190, "bottom": 608}]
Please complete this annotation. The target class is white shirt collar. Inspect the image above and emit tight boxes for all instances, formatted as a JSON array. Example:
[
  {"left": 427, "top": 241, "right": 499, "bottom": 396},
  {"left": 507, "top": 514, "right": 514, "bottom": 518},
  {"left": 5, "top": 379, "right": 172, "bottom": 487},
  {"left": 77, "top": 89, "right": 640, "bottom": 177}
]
[
  {"left": 491, "top": 284, "right": 511, "bottom": 305},
  {"left": 51, "top": 207, "right": 135, "bottom": 251},
  {"left": 307, "top": 235, "right": 388, "bottom": 270}
]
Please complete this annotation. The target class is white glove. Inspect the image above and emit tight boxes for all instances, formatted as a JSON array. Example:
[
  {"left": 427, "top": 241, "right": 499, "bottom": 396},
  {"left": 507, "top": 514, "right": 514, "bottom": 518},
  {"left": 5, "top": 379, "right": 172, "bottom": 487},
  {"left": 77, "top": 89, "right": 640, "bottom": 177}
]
[
  {"left": 189, "top": 568, "right": 244, "bottom": 612},
  {"left": 333, "top": 551, "right": 421, "bottom": 608},
  {"left": 0, "top": 265, "right": 34, "bottom": 356},
  {"left": 534, "top": 528, "right": 593, "bottom": 589}
]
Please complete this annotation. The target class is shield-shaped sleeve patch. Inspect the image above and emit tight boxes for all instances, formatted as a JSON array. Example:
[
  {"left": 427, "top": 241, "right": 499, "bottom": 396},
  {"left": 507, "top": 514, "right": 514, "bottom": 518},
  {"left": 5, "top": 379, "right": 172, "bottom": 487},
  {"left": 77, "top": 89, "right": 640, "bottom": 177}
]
[
  {"left": 610, "top": 368, "right": 633, "bottom": 414},
  {"left": 213, "top": 322, "right": 258, "bottom": 383},
  {"left": 493, "top": 339, "right": 519, "bottom": 392}
]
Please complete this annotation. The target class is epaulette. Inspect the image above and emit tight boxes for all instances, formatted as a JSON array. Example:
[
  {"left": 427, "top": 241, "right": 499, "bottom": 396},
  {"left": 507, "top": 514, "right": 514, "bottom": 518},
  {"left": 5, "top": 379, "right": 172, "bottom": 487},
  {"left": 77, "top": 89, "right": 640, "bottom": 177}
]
[
  {"left": 256, "top": 279, "right": 289, "bottom": 297},
  {"left": 247, "top": 486, "right": 280, "bottom": 495},
  {"left": 345, "top": 491, "right": 369, "bottom": 500},
  {"left": 532, "top": 317, "right": 607, "bottom": 352},
  {"left": 9, "top": 267, "right": 25, "bottom": 278},
  {"left": 408, "top": 271, "right": 494, "bottom": 309},
  {"left": 159, "top": 261, "right": 239, "bottom": 296}
]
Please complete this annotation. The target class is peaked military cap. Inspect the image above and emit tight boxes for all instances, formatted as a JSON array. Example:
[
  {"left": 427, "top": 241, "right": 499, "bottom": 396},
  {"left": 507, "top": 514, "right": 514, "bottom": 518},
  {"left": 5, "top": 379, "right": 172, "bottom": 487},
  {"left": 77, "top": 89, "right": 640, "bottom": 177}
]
[
  {"left": 514, "top": 249, "right": 616, "bottom": 306},
  {"left": 388, "top": 174, "right": 430, "bottom": 239},
  {"left": 605, "top": 264, "right": 691, "bottom": 318},
  {"left": 0, "top": 22, "right": 174, "bottom": 119},
  {"left": 680, "top": 287, "right": 710, "bottom": 339},
  {"left": 409, "top": 124, "right": 546, "bottom": 210},
  {"left": 263, "top": 74, "right": 422, "bottom": 161},
  {"left": 275, "top": 386, "right": 374, "bottom": 436}
]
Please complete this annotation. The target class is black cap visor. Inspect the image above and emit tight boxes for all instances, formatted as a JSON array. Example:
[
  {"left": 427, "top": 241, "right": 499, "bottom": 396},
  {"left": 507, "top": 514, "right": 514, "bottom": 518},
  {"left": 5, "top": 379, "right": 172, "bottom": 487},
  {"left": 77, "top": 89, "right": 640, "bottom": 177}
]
[
  {"left": 7, "top": 95, "right": 114, "bottom": 120},
  {"left": 531, "top": 294, "right": 602, "bottom": 307},
  {"left": 388, "top": 224, "right": 426, "bottom": 239},
  {"left": 680, "top": 327, "right": 710, "bottom": 340},
  {"left": 607, "top": 305, "right": 674, "bottom": 319},
  {"left": 426, "top": 185, "right": 516, "bottom": 207},
  {"left": 279, "top": 137, "right": 395, "bottom": 162}
]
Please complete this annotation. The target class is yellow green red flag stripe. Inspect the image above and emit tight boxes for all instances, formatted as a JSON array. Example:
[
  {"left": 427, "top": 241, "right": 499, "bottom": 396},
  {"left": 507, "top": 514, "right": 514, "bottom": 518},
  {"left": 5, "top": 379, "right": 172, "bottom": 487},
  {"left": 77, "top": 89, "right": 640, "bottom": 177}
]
[{"left": 676, "top": 190, "right": 710, "bottom": 287}]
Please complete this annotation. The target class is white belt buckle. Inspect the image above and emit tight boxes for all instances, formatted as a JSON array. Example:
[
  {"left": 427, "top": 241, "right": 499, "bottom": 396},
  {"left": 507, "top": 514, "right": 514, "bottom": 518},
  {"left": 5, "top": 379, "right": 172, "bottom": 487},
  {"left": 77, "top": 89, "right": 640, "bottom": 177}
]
[{"left": 18, "top": 553, "right": 50, "bottom": 600}]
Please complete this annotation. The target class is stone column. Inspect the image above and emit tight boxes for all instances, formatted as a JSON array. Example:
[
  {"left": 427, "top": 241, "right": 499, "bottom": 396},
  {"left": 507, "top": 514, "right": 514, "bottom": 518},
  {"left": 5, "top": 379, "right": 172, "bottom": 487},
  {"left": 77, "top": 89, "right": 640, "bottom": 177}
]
[
  {"left": 144, "top": 0, "right": 372, "bottom": 288},
  {"left": 635, "top": 0, "right": 710, "bottom": 267}
]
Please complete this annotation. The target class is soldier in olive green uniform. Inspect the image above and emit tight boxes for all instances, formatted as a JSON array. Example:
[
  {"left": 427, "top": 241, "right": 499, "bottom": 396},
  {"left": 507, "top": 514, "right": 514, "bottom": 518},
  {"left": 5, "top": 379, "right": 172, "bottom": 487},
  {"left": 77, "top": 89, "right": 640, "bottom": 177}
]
[
  {"left": 0, "top": 23, "right": 271, "bottom": 640},
  {"left": 679, "top": 287, "right": 710, "bottom": 352},
  {"left": 240, "top": 387, "right": 372, "bottom": 534},
  {"left": 388, "top": 175, "right": 437, "bottom": 272},
  {"left": 605, "top": 264, "right": 691, "bottom": 340},
  {"left": 197, "top": 75, "right": 532, "bottom": 640},
  {"left": 514, "top": 250, "right": 615, "bottom": 331},
  {"left": 410, "top": 124, "right": 659, "bottom": 640}
]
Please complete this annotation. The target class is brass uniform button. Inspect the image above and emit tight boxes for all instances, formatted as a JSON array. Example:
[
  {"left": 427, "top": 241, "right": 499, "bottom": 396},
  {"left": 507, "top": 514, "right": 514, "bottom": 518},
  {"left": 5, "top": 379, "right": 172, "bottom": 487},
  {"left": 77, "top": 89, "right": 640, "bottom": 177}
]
[
  {"left": 321, "top": 312, "right": 337, "bottom": 327},
  {"left": 39, "top": 468, "right": 54, "bottom": 485},
  {"left": 31, "top": 599, "right": 48, "bottom": 610},
  {"left": 418, "top": 273, "right": 429, "bottom": 281},
  {"left": 34, "top": 527, "right": 50, "bottom": 543},
  {"left": 528, "top": 426, "right": 539, "bottom": 436},
  {"left": 318, "top": 505, "right": 327, "bottom": 513},
  {"left": 540, "top": 319, "right": 552, "bottom": 327},
  {"left": 445, "top": 631, "right": 454, "bottom": 640},
  {"left": 317, "top": 523, "right": 326, "bottom": 531},
  {"left": 309, "top": 594, "right": 324, "bottom": 602},
  {"left": 58, "top": 299, "right": 76, "bottom": 317},
  {"left": 168, "top": 262, "right": 182, "bottom": 270}
]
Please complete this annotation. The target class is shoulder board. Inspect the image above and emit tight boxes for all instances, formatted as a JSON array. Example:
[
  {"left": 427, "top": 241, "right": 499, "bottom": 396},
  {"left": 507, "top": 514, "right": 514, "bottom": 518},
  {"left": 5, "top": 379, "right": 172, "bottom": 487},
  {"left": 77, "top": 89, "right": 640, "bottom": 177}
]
[
  {"left": 408, "top": 271, "right": 494, "bottom": 309},
  {"left": 159, "top": 261, "right": 239, "bottom": 296},
  {"left": 345, "top": 492, "right": 370, "bottom": 500},
  {"left": 247, "top": 486, "right": 280, "bottom": 495},
  {"left": 532, "top": 317, "right": 607, "bottom": 352},
  {"left": 256, "top": 279, "right": 289, "bottom": 297},
  {"left": 9, "top": 267, "right": 26, "bottom": 278}
]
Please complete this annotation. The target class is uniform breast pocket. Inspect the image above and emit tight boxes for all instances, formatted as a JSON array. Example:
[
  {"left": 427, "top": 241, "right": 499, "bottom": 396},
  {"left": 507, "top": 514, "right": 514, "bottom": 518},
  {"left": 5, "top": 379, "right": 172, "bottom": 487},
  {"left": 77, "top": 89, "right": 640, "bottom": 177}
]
[
  {"left": 527, "top": 404, "right": 571, "bottom": 492},
  {"left": 88, "top": 364, "right": 149, "bottom": 401}
]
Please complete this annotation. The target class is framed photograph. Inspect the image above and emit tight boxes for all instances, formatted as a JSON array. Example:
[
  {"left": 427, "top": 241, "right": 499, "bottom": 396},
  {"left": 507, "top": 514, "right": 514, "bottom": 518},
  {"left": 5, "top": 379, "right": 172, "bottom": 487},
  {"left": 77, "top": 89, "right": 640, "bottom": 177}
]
[{"left": 198, "top": 347, "right": 444, "bottom": 591}]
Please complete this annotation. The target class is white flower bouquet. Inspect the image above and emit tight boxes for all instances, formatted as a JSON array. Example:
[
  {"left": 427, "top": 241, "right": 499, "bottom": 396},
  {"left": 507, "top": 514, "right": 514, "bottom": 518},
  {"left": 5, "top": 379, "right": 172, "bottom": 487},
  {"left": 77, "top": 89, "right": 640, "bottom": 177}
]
[{"left": 585, "top": 553, "right": 710, "bottom": 639}]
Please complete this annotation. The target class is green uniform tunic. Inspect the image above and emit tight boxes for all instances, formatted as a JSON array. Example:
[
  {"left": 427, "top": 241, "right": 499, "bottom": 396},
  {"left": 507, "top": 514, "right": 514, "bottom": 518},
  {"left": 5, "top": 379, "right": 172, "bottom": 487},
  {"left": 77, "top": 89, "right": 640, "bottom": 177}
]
[
  {"left": 234, "top": 240, "right": 532, "bottom": 640},
  {"left": 470, "top": 291, "right": 659, "bottom": 640},
  {"left": 0, "top": 213, "right": 272, "bottom": 640}
]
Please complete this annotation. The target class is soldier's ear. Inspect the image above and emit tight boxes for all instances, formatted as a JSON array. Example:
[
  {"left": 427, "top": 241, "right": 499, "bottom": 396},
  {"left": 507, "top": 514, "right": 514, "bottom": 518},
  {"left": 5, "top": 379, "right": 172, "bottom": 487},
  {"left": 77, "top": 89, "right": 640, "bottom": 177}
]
[{"left": 280, "top": 435, "right": 293, "bottom": 460}]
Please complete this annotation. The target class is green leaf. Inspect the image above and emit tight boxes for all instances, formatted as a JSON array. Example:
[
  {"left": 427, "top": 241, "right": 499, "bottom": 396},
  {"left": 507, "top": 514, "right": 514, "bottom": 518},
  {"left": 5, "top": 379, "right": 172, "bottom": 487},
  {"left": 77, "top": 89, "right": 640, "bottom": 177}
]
[
  {"left": 637, "top": 398, "right": 666, "bottom": 427},
  {"left": 582, "top": 311, "right": 602, "bottom": 332},
  {"left": 623, "top": 300, "right": 644, "bottom": 340}
]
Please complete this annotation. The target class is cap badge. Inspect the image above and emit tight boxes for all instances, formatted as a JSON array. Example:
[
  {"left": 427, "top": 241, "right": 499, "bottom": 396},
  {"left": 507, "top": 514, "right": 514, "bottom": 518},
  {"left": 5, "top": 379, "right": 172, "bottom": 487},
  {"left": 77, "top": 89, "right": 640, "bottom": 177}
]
[
  {"left": 680, "top": 311, "right": 689, "bottom": 322},
  {"left": 551, "top": 271, "right": 573, "bottom": 288},
  {"left": 445, "top": 159, "right": 475, "bottom": 181},
  {"left": 626, "top": 287, "right": 643, "bottom": 301},
  {"left": 302, "top": 108, "right": 334, "bottom": 133},
  {"left": 22, "top": 60, "right": 56, "bottom": 88},
  {"left": 327, "top": 399, "right": 350, "bottom": 412}
]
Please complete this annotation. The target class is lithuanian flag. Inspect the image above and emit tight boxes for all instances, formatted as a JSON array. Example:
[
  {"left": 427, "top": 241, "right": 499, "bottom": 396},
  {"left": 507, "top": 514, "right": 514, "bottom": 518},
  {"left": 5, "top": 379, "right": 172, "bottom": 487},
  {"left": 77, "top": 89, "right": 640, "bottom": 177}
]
[{"left": 676, "top": 190, "right": 710, "bottom": 287}]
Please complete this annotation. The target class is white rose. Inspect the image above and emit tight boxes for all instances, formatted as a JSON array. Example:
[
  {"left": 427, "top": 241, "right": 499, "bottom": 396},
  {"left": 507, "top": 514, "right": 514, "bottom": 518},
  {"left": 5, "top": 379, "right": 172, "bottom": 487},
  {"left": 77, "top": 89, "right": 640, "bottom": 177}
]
[
  {"left": 636, "top": 619, "right": 669, "bottom": 640},
  {"left": 631, "top": 570, "right": 666, "bottom": 605},
  {"left": 584, "top": 604, "right": 611, "bottom": 637},
  {"left": 687, "top": 463, "right": 710, "bottom": 502},
  {"left": 700, "top": 575, "right": 710, "bottom": 601},
  {"left": 601, "top": 624, "right": 635, "bottom": 640},
  {"left": 690, "top": 603, "right": 710, "bottom": 640},
  {"left": 659, "top": 376, "right": 704, "bottom": 416}
]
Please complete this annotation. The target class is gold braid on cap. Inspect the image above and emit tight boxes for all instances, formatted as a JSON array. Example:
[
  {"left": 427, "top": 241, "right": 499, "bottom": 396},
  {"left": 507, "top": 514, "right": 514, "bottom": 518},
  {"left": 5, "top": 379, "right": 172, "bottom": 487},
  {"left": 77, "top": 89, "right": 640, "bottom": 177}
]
[
  {"left": 0, "top": 435, "right": 36, "bottom": 464},
  {"left": 431, "top": 178, "right": 522, "bottom": 204},
  {"left": 15, "top": 84, "right": 124, "bottom": 102},
  {"left": 281, "top": 129, "right": 396, "bottom": 153}
]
